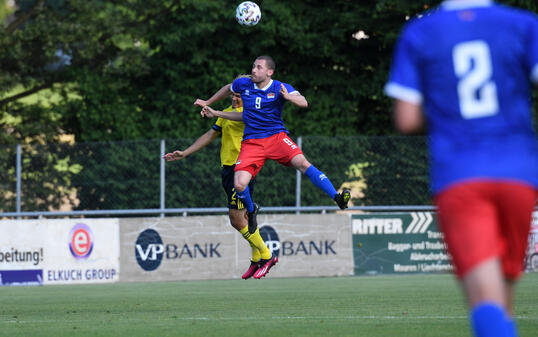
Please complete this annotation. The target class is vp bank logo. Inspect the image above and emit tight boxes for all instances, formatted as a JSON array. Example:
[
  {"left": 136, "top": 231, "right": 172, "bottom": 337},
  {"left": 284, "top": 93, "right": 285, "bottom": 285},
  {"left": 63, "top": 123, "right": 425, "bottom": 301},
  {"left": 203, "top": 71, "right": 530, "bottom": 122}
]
[
  {"left": 69, "top": 223, "right": 94, "bottom": 259},
  {"left": 260, "top": 226, "right": 337, "bottom": 257},
  {"left": 260, "top": 226, "right": 280, "bottom": 257},
  {"left": 135, "top": 229, "right": 164, "bottom": 271}
]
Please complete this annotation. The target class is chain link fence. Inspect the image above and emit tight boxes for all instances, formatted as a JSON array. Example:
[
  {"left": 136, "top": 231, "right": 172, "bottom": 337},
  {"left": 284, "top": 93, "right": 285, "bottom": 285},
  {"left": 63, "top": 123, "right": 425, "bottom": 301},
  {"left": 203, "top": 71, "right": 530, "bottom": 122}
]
[{"left": 0, "top": 136, "right": 431, "bottom": 215}]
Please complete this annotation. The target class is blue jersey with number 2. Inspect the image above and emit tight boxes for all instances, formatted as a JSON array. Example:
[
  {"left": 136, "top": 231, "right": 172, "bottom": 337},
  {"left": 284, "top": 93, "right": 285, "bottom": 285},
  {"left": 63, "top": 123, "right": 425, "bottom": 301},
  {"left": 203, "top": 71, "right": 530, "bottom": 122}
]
[
  {"left": 385, "top": 1, "right": 538, "bottom": 194},
  {"left": 231, "top": 77, "right": 297, "bottom": 140}
]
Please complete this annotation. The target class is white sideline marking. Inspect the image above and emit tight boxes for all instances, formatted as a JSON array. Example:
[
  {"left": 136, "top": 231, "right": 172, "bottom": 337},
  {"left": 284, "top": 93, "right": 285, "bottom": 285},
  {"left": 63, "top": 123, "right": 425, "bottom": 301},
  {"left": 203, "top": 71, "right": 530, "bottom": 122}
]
[{"left": 3, "top": 315, "right": 537, "bottom": 324}]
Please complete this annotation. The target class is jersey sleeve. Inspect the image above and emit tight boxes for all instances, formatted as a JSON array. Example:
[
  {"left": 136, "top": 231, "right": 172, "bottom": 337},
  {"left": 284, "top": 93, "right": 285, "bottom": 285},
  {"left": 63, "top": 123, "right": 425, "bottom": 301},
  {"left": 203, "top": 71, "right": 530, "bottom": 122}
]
[
  {"left": 212, "top": 117, "right": 224, "bottom": 132},
  {"left": 283, "top": 83, "right": 298, "bottom": 95},
  {"left": 525, "top": 13, "right": 538, "bottom": 84},
  {"left": 384, "top": 23, "right": 424, "bottom": 104}
]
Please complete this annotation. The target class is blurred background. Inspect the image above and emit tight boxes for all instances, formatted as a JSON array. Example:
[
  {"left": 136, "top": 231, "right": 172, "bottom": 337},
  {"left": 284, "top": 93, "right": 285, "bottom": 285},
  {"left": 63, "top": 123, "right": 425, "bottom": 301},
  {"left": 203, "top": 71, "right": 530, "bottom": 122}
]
[{"left": 0, "top": 0, "right": 536, "bottom": 214}]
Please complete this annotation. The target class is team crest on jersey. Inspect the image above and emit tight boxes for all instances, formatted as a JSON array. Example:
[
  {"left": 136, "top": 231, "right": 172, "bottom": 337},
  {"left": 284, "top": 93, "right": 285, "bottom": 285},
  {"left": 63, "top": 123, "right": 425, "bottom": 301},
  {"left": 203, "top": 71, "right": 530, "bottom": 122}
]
[
  {"left": 267, "top": 93, "right": 275, "bottom": 99},
  {"left": 245, "top": 90, "right": 250, "bottom": 96}
]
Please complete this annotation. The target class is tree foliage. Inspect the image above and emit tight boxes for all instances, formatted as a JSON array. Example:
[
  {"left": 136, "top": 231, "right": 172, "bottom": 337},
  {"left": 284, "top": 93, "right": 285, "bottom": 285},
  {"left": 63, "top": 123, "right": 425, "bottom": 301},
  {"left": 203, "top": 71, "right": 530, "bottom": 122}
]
[
  {"left": 0, "top": 0, "right": 536, "bottom": 211},
  {"left": 2, "top": 0, "right": 536, "bottom": 142}
]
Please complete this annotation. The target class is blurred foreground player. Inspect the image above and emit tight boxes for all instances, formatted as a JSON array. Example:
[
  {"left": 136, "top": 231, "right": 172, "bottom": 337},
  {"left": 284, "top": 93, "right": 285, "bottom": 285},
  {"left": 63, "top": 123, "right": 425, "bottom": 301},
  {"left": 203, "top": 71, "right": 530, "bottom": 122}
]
[{"left": 385, "top": 1, "right": 538, "bottom": 336}]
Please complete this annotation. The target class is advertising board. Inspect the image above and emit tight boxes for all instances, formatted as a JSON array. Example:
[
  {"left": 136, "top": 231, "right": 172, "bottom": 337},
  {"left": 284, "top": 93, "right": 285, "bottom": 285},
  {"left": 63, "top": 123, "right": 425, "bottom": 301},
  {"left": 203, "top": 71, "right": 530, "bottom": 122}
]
[
  {"left": 120, "top": 214, "right": 353, "bottom": 282},
  {"left": 352, "top": 212, "right": 452, "bottom": 275},
  {"left": 0, "top": 219, "right": 119, "bottom": 285}
]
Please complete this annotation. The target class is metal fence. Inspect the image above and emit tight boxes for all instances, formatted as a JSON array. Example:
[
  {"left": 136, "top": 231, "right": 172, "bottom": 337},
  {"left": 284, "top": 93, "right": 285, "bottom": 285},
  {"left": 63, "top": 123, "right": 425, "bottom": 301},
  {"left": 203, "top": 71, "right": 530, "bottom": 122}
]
[{"left": 0, "top": 136, "right": 435, "bottom": 218}]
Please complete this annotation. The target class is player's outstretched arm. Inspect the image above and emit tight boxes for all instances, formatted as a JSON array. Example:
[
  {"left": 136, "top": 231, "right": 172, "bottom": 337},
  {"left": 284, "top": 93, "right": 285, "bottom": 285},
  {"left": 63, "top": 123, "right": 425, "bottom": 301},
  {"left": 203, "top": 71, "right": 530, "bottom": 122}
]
[
  {"left": 202, "top": 106, "right": 243, "bottom": 121},
  {"left": 280, "top": 84, "right": 308, "bottom": 108},
  {"left": 393, "top": 99, "right": 424, "bottom": 134},
  {"left": 162, "top": 129, "right": 220, "bottom": 161},
  {"left": 194, "top": 84, "right": 233, "bottom": 107}
]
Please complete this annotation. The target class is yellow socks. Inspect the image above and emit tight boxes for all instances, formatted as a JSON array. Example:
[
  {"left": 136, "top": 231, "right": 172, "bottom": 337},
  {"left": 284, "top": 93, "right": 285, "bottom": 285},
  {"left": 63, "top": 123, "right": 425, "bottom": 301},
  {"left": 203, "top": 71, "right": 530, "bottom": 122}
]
[{"left": 239, "top": 226, "right": 271, "bottom": 261}]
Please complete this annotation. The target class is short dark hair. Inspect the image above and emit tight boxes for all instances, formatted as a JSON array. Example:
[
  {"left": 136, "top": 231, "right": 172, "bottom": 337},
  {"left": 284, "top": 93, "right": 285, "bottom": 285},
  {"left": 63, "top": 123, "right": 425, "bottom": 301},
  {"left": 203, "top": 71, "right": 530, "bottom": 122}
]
[
  {"left": 235, "top": 74, "right": 251, "bottom": 80},
  {"left": 256, "top": 55, "right": 275, "bottom": 71}
]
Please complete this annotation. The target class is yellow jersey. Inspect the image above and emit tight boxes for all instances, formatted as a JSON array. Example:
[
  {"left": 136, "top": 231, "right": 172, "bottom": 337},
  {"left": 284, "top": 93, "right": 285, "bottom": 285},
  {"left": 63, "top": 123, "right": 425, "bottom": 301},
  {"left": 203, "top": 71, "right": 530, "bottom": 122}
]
[{"left": 212, "top": 105, "right": 244, "bottom": 166}]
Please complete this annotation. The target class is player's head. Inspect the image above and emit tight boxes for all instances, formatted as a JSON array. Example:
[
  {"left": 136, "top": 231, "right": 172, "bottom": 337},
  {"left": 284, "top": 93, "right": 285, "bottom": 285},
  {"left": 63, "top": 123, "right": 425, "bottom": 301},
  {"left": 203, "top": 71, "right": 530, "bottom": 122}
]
[
  {"left": 252, "top": 56, "right": 275, "bottom": 84},
  {"left": 231, "top": 92, "right": 242, "bottom": 108}
]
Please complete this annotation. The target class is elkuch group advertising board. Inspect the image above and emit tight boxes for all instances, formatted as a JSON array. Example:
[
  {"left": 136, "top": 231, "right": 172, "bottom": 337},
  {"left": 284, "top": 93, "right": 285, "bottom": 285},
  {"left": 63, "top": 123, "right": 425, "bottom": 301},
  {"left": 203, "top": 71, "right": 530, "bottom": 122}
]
[
  {"left": 0, "top": 219, "right": 119, "bottom": 286},
  {"left": 120, "top": 214, "right": 353, "bottom": 282},
  {"left": 352, "top": 212, "right": 452, "bottom": 275}
]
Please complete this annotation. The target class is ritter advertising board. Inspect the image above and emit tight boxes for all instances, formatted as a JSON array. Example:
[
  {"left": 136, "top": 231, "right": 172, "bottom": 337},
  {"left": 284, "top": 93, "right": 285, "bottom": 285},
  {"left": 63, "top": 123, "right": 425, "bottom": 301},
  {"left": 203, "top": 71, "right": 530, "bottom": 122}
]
[
  {"left": 0, "top": 219, "right": 119, "bottom": 285},
  {"left": 352, "top": 212, "right": 452, "bottom": 275}
]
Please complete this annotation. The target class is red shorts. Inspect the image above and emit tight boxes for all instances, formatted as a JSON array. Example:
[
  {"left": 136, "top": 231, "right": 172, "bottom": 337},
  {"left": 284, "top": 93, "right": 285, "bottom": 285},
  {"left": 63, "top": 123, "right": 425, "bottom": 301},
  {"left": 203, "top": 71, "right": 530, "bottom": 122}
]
[
  {"left": 435, "top": 180, "right": 537, "bottom": 280},
  {"left": 234, "top": 132, "right": 303, "bottom": 177}
]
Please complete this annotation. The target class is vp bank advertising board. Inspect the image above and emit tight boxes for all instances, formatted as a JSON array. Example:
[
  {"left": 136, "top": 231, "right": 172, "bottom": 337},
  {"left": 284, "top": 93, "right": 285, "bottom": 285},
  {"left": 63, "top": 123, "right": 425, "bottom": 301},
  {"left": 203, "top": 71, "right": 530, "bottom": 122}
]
[{"left": 0, "top": 219, "right": 119, "bottom": 286}]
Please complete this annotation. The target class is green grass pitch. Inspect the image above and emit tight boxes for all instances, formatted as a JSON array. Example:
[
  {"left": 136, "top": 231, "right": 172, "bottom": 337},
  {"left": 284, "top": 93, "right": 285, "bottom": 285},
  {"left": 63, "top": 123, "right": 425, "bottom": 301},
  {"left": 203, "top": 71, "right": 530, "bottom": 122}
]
[{"left": 1, "top": 273, "right": 537, "bottom": 336}]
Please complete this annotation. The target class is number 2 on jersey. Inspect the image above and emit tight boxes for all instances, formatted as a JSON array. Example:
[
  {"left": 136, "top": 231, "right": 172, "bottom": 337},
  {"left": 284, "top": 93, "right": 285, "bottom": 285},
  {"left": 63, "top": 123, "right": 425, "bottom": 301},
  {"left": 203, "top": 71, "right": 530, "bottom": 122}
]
[{"left": 452, "top": 40, "right": 499, "bottom": 119}]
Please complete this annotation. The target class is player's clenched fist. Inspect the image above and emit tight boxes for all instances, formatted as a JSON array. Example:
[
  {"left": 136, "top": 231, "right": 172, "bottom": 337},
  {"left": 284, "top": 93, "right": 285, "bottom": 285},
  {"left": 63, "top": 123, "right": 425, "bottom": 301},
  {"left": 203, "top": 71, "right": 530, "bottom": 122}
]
[
  {"left": 193, "top": 98, "right": 208, "bottom": 107},
  {"left": 279, "top": 84, "right": 290, "bottom": 100},
  {"left": 202, "top": 106, "right": 217, "bottom": 118}
]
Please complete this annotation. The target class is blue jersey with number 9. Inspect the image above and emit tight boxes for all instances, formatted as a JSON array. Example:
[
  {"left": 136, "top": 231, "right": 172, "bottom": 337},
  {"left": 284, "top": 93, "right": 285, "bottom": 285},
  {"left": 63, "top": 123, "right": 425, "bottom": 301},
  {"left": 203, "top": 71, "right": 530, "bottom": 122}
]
[
  {"left": 231, "top": 77, "right": 297, "bottom": 140},
  {"left": 385, "top": 1, "right": 538, "bottom": 194}
]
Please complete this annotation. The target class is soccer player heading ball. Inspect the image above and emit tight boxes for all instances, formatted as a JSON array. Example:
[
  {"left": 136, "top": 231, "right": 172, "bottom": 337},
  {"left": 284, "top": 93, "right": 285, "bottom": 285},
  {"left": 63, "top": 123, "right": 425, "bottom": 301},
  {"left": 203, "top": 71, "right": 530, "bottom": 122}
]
[
  {"left": 194, "top": 55, "right": 351, "bottom": 250},
  {"left": 385, "top": 1, "right": 538, "bottom": 337}
]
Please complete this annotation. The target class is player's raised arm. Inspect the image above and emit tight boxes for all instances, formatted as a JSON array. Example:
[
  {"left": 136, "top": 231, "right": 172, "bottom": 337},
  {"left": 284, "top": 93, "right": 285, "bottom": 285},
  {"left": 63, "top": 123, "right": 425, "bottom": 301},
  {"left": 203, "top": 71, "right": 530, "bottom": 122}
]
[
  {"left": 280, "top": 84, "right": 308, "bottom": 108},
  {"left": 162, "top": 128, "right": 220, "bottom": 161},
  {"left": 202, "top": 106, "right": 243, "bottom": 121},
  {"left": 194, "top": 84, "right": 233, "bottom": 107}
]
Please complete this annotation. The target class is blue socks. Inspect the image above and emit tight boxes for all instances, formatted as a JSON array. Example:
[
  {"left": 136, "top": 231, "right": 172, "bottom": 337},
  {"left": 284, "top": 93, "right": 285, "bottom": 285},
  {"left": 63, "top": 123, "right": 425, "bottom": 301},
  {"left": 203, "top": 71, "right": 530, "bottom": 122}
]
[
  {"left": 471, "top": 302, "right": 516, "bottom": 337},
  {"left": 505, "top": 317, "right": 518, "bottom": 337},
  {"left": 237, "top": 166, "right": 337, "bottom": 212},
  {"left": 236, "top": 185, "right": 254, "bottom": 213},
  {"left": 304, "top": 165, "right": 338, "bottom": 199}
]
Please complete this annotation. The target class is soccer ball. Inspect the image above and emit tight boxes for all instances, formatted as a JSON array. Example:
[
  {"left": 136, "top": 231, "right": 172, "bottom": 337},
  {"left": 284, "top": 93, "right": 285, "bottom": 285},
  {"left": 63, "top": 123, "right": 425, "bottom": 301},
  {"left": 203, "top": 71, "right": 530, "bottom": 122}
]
[{"left": 236, "top": 2, "right": 261, "bottom": 26}]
